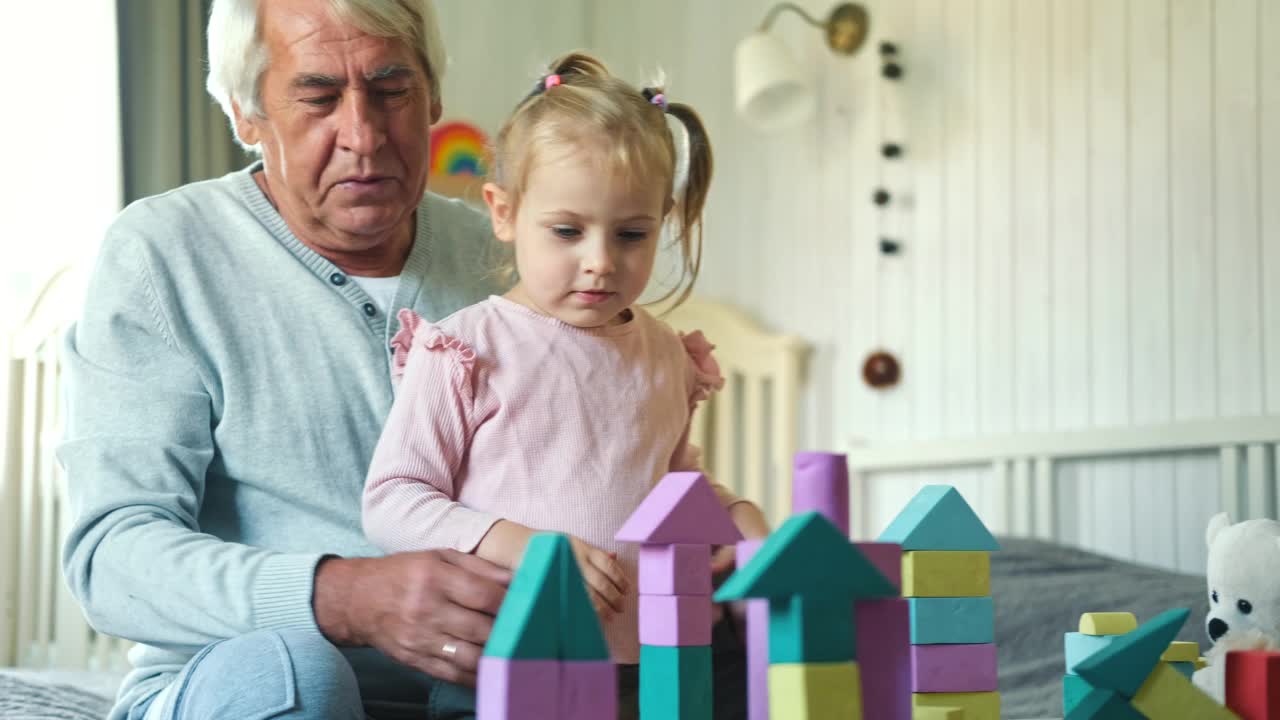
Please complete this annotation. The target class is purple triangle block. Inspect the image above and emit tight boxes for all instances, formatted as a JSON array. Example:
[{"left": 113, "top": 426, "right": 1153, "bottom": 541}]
[{"left": 615, "top": 472, "right": 743, "bottom": 545}]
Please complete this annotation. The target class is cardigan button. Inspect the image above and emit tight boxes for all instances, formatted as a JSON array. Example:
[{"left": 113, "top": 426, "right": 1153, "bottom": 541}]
[
  {"left": 329, "top": 272, "right": 347, "bottom": 286},
  {"left": 362, "top": 303, "right": 377, "bottom": 317}
]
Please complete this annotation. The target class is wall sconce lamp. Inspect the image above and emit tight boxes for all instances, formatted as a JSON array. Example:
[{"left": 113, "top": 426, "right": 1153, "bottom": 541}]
[{"left": 735, "top": 2, "right": 870, "bottom": 131}]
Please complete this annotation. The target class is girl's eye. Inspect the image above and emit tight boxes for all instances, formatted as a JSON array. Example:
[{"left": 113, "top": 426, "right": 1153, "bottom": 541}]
[
  {"left": 1212, "top": 590, "right": 1219, "bottom": 603},
  {"left": 618, "top": 230, "right": 649, "bottom": 242},
  {"left": 1239, "top": 599, "right": 1253, "bottom": 615},
  {"left": 552, "top": 226, "right": 580, "bottom": 239}
]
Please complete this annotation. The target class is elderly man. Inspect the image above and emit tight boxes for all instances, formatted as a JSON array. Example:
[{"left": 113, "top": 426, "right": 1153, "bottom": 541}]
[{"left": 62, "top": 1, "right": 746, "bottom": 719}]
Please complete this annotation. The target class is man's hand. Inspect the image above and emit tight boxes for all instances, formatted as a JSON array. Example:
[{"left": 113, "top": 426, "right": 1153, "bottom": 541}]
[
  {"left": 314, "top": 550, "right": 510, "bottom": 686},
  {"left": 567, "top": 536, "right": 630, "bottom": 623}
]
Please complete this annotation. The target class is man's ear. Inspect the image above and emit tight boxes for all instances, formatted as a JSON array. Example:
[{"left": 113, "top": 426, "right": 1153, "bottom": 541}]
[
  {"left": 430, "top": 96, "right": 443, "bottom": 125},
  {"left": 232, "top": 100, "right": 259, "bottom": 147},
  {"left": 483, "top": 182, "right": 515, "bottom": 243}
]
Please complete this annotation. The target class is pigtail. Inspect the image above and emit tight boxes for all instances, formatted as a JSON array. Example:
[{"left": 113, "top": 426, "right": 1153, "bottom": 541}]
[{"left": 658, "top": 101, "right": 714, "bottom": 310}]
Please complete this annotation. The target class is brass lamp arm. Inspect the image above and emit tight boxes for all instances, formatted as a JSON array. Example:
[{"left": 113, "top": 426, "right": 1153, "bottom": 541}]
[{"left": 759, "top": 2, "right": 825, "bottom": 32}]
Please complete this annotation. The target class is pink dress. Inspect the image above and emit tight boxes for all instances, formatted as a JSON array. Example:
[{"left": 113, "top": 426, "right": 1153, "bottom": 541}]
[{"left": 362, "top": 295, "right": 737, "bottom": 662}]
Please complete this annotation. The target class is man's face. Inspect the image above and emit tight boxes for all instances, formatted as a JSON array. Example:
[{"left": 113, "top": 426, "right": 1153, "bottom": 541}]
[{"left": 236, "top": 0, "right": 440, "bottom": 250}]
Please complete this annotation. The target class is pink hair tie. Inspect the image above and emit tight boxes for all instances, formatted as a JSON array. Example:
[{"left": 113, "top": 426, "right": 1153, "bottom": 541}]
[
  {"left": 650, "top": 92, "right": 667, "bottom": 110},
  {"left": 543, "top": 74, "right": 562, "bottom": 90}
]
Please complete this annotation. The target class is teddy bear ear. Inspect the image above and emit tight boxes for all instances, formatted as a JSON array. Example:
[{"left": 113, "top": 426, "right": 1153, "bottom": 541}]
[{"left": 1207, "top": 512, "right": 1232, "bottom": 546}]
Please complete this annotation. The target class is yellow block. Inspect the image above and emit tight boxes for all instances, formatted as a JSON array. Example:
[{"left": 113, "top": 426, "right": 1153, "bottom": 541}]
[
  {"left": 770, "top": 662, "right": 862, "bottom": 720},
  {"left": 1161, "top": 640, "right": 1200, "bottom": 662},
  {"left": 1196, "top": 656, "right": 1209, "bottom": 671},
  {"left": 1078, "top": 612, "right": 1138, "bottom": 636},
  {"left": 913, "top": 707, "right": 965, "bottom": 719},
  {"left": 901, "top": 552, "right": 990, "bottom": 597},
  {"left": 912, "top": 692, "right": 999, "bottom": 720},
  {"left": 1132, "top": 663, "right": 1240, "bottom": 720}
]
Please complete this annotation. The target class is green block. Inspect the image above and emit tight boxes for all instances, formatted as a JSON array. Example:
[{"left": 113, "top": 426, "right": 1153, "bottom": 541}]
[
  {"left": 1073, "top": 608, "right": 1190, "bottom": 698},
  {"left": 560, "top": 537, "right": 610, "bottom": 660},
  {"left": 715, "top": 512, "right": 896, "bottom": 602},
  {"left": 768, "top": 595, "right": 854, "bottom": 664},
  {"left": 1064, "top": 686, "right": 1143, "bottom": 720},
  {"left": 878, "top": 485, "right": 1000, "bottom": 551},
  {"left": 641, "top": 645, "right": 712, "bottom": 720}
]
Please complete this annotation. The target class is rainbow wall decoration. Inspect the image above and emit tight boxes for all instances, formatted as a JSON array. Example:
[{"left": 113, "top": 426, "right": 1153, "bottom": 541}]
[{"left": 430, "top": 121, "right": 491, "bottom": 177}]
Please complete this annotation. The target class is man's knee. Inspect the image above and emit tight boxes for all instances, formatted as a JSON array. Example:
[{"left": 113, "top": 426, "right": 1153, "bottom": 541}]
[{"left": 167, "top": 629, "right": 361, "bottom": 720}]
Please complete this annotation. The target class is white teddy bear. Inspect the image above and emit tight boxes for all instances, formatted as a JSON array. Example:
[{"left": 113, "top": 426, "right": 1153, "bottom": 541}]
[{"left": 1192, "top": 512, "right": 1280, "bottom": 702}]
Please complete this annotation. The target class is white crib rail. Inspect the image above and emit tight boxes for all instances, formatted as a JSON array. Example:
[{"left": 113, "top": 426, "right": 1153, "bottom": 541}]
[{"left": 847, "top": 416, "right": 1280, "bottom": 542}]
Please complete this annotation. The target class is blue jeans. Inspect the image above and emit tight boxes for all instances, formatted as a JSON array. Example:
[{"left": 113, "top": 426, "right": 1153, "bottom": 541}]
[{"left": 130, "top": 629, "right": 474, "bottom": 720}]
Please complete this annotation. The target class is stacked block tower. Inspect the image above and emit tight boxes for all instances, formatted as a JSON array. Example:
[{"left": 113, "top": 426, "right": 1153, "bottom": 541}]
[
  {"left": 1069, "top": 608, "right": 1235, "bottom": 718},
  {"left": 878, "top": 486, "right": 1002, "bottom": 720},
  {"left": 478, "top": 533, "right": 616, "bottom": 720},
  {"left": 616, "top": 471, "right": 743, "bottom": 720},
  {"left": 716, "top": 511, "right": 898, "bottom": 719}
]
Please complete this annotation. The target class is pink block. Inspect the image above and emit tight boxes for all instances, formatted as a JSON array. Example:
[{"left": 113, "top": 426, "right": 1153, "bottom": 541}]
[
  {"left": 910, "top": 643, "right": 999, "bottom": 693},
  {"left": 853, "top": 542, "right": 903, "bottom": 590},
  {"left": 855, "top": 597, "right": 911, "bottom": 720},
  {"left": 615, "top": 472, "right": 743, "bottom": 544},
  {"left": 639, "top": 544, "right": 711, "bottom": 596},
  {"left": 477, "top": 657, "right": 560, "bottom": 720},
  {"left": 639, "top": 594, "right": 713, "bottom": 646},
  {"left": 738, "top": 539, "right": 770, "bottom": 720},
  {"left": 792, "top": 452, "right": 850, "bottom": 534},
  {"left": 559, "top": 660, "right": 617, "bottom": 720}
]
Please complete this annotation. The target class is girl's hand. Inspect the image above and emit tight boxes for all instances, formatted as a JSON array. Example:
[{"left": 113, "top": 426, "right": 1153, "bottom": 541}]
[{"left": 568, "top": 536, "right": 630, "bottom": 622}]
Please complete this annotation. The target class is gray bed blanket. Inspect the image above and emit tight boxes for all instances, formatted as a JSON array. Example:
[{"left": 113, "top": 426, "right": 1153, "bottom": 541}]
[
  {"left": 0, "top": 672, "right": 113, "bottom": 720},
  {"left": 994, "top": 537, "right": 1210, "bottom": 718}
]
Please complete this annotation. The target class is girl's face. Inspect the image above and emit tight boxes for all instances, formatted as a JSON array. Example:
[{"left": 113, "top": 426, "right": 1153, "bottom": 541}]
[{"left": 485, "top": 144, "right": 668, "bottom": 328}]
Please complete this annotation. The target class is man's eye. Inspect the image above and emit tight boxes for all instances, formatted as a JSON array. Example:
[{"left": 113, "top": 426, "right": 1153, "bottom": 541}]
[
  {"left": 302, "top": 96, "right": 337, "bottom": 106},
  {"left": 377, "top": 89, "right": 409, "bottom": 98}
]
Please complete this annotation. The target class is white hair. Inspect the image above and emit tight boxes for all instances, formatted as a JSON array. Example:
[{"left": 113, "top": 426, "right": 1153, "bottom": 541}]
[{"left": 206, "top": 0, "right": 447, "bottom": 148}]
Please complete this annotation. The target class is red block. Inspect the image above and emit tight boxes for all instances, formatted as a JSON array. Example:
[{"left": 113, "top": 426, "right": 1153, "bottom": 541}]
[
  {"left": 638, "top": 544, "right": 712, "bottom": 596},
  {"left": 639, "top": 594, "right": 713, "bottom": 646},
  {"left": 1228, "top": 650, "right": 1280, "bottom": 720}
]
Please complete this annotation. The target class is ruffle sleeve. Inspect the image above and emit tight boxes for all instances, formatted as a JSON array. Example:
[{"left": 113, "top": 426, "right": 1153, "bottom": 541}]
[
  {"left": 391, "top": 309, "right": 478, "bottom": 392},
  {"left": 680, "top": 329, "right": 726, "bottom": 404}
]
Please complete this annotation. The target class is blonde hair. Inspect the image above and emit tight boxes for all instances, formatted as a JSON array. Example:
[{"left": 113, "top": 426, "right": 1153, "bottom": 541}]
[
  {"left": 488, "top": 52, "right": 714, "bottom": 308},
  {"left": 206, "top": 0, "right": 447, "bottom": 150}
]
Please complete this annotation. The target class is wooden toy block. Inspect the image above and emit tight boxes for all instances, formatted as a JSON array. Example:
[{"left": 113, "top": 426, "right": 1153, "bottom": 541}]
[
  {"left": 791, "top": 451, "right": 850, "bottom": 534},
  {"left": 716, "top": 512, "right": 897, "bottom": 602},
  {"left": 1226, "top": 650, "right": 1280, "bottom": 720},
  {"left": 853, "top": 541, "right": 903, "bottom": 590},
  {"left": 639, "top": 594, "right": 713, "bottom": 646},
  {"left": 911, "top": 691, "right": 1001, "bottom": 720},
  {"left": 1063, "top": 674, "right": 1094, "bottom": 714},
  {"left": 1074, "top": 608, "right": 1190, "bottom": 698},
  {"left": 909, "top": 597, "right": 995, "bottom": 645},
  {"left": 910, "top": 644, "right": 998, "bottom": 693},
  {"left": 1169, "top": 661, "right": 1195, "bottom": 679},
  {"left": 640, "top": 644, "right": 712, "bottom": 720},
  {"left": 901, "top": 551, "right": 991, "bottom": 598},
  {"left": 737, "top": 539, "right": 770, "bottom": 720},
  {"left": 1079, "top": 612, "right": 1139, "bottom": 636},
  {"left": 913, "top": 708, "right": 965, "bottom": 720},
  {"left": 768, "top": 662, "right": 862, "bottom": 720},
  {"left": 1199, "top": 657, "right": 1210, "bottom": 671},
  {"left": 559, "top": 536, "right": 611, "bottom": 661},
  {"left": 616, "top": 472, "right": 743, "bottom": 545},
  {"left": 558, "top": 660, "right": 616, "bottom": 720},
  {"left": 854, "top": 597, "right": 911, "bottom": 720},
  {"left": 1132, "top": 662, "right": 1241, "bottom": 719},
  {"left": 769, "top": 594, "right": 854, "bottom": 664},
  {"left": 1161, "top": 640, "right": 1200, "bottom": 662},
  {"left": 477, "top": 657, "right": 560, "bottom": 720},
  {"left": 1064, "top": 687, "right": 1143, "bottom": 720},
  {"left": 1065, "top": 632, "right": 1122, "bottom": 674},
  {"left": 484, "top": 534, "right": 562, "bottom": 659},
  {"left": 639, "top": 543, "right": 712, "bottom": 596},
  {"left": 878, "top": 485, "right": 1000, "bottom": 552}
]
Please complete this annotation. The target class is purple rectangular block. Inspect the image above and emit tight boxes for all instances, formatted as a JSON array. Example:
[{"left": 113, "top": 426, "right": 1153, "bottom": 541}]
[
  {"left": 559, "top": 660, "right": 617, "bottom": 720},
  {"left": 639, "top": 544, "right": 711, "bottom": 596},
  {"left": 910, "top": 643, "right": 999, "bottom": 693},
  {"left": 639, "top": 594, "right": 712, "bottom": 646},
  {"left": 792, "top": 452, "right": 850, "bottom": 534},
  {"left": 738, "top": 539, "right": 769, "bottom": 720},
  {"left": 477, "top": 657, "right": 559, "bottom": 720},
  {"left": 855, "top": 597, "right": 912, "bottom": 720},
  {"left": 854, "top": 542, "right": 903, "bottom": 590}
]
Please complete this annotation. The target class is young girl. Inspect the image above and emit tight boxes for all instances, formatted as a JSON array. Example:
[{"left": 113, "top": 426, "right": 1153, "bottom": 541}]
[{"left": 362, "top": 51, "right": 769, "bottom": 691}]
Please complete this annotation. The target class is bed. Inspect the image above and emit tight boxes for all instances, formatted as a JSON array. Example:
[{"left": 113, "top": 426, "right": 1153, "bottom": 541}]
[{"left": 0, "top": 268, "right": 1226, "bottom": 719}]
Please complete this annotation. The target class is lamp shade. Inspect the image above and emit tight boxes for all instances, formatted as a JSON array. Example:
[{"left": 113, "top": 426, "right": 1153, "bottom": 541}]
[{"left": 734, "top": 31, "right": 815, "bottom": 131}]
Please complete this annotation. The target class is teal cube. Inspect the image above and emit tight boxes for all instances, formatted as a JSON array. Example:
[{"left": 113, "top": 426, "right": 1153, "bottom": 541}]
[{"left": 641, "top": 645, "right": 712, "bottom": 720}]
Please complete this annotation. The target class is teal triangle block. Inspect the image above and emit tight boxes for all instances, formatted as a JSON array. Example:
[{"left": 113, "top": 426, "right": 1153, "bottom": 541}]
[
  {"left": 559, "top": 537, "right": 610, "bottom": 660},
  {"left": 878, "top": 485, "right": 1000, "bottom": 551},
  {"left": 1073, "top": 608, "right": 1190, "bottom": 698},
  {"left": 714, "top": 512, "right": 897, "bottom": 601},
  {"left": 1065, "top": 687, "right": 1143, "bottom": 720},
  {"left": 484, "top": 534, "right": 562, "bottom": 658}
]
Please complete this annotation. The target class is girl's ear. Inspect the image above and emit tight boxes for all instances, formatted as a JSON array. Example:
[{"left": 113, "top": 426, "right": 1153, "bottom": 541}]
[{"left": 483, "top": 182, "right": 516, "bottom": 243}]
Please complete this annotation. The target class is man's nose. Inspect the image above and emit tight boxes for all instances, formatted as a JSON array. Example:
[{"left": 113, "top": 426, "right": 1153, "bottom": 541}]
[{"left": 338, "top": 93, "right": 386, "bottom": 156}]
